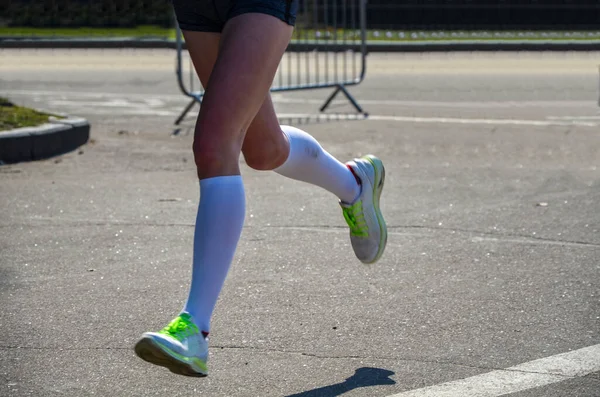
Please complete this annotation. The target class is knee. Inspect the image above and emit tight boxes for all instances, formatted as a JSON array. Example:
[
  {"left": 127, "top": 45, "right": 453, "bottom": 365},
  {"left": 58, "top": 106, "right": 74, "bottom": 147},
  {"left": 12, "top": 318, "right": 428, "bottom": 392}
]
[
  {"left": 192, "top": 132, "right": 241, "bottom": 178},
  {"left": 242, "top": 137, "right": 289, "bottom": 171},
  {"left": 193, "top": 140, "right": 222, "bottom": 171}
]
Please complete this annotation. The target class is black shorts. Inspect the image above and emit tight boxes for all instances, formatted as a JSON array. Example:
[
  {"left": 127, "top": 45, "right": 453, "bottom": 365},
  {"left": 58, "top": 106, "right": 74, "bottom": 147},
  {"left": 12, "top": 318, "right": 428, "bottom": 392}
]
[{"left": 172, "top": 0, "right": 299, "bottom": 32}]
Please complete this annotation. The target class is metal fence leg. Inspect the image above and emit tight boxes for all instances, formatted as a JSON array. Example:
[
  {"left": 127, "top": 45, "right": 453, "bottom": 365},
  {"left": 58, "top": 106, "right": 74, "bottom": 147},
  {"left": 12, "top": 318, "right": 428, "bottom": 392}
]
[
  {"left": 174, "top": 14, "right": 206, "bottom": 126},
  {"left": 320, "top": 84, "right": 365, "bottom": 114},
  {"left": 175, "top": 98, "right": 198, "bottom": 125}
]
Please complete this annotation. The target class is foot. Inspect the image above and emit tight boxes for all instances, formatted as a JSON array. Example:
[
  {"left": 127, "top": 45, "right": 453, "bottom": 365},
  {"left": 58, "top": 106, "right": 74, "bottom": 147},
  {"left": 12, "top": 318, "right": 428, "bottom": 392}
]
[
  {"left": 134, "top": 313, "right": 209, "bottom": 377},
  {"left": 340, "top": 155, "right": 387, "bottom": 264}
]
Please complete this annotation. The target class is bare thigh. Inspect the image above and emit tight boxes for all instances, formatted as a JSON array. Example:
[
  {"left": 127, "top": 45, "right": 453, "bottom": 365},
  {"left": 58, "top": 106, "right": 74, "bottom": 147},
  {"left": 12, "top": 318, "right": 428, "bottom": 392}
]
[
  {"left": 183, "top": 13, "right": 292, "bottom": 178},
  {"left": 183, "top": 37, "right": 291, "bottom": 171}
]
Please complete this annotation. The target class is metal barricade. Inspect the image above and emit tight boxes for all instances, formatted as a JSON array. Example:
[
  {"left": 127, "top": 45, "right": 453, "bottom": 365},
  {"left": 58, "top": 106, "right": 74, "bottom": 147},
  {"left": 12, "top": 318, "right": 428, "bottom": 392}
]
[{"left": 174, "top": 0, "right": 368, "bottom": 125}]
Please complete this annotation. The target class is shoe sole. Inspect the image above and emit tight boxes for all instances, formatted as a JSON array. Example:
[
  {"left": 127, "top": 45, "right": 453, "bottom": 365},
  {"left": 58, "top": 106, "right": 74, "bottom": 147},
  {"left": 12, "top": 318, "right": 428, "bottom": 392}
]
[
  {"left": 134, "top": 337, "right": 207, "bottom": 377},
  {"left": 364, "top": 154, "right": 387, "bottom": 264}
]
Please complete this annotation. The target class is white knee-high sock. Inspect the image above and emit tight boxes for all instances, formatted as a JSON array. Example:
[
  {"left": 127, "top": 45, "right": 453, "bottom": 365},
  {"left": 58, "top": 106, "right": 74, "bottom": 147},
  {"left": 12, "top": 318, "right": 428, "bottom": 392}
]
[
  {"left": 274, "top": 125, "right": 360, "bottom": 203},
  {"left": 183, "top": 176, "right": 245, "bottom": 333}
]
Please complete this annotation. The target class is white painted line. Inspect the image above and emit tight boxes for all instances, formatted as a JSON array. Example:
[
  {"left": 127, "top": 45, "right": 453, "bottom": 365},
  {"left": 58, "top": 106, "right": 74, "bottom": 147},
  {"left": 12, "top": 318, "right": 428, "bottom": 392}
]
[
  {"left": 3, "top": 89, "right": 189, "bottom": 102},
  {"left": 277, "top": 113, "right": 599, "bottom": 127},
  {"left": 358, "top": 100, "right": 593, "bottom": 109},
  {"left": 79, "top": 108, "right": 177, "bottom": 117},
  {"left": 3, "top": 89, "right": 594, "bottom": 109},
  {"left": 367, "top": 114, "right": 599, "bottom": 127},
  {"left": 274, "top": 96, "right": 594, "bottom": 109},
  {"left": 387, "top": 344, "right": 600, "bottom": 397},
  {"left": 6, "top": 89, "right": 598, "bottom": 125},
  {"left": 547, "top": 115, "right": 600, "bottom": 121},
  {"left": 49, "top": 99, "right": 138, "bottom": 108}
]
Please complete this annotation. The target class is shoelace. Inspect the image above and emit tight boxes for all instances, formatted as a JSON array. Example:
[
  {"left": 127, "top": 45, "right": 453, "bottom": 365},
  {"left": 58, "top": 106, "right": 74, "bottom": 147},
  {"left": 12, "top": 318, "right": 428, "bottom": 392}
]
[
  {"left": 159, "top": 314, "right": 199, "bottom": 341},
  {"left": 342, "top": 202, "right": 368, "bottom": 237}
]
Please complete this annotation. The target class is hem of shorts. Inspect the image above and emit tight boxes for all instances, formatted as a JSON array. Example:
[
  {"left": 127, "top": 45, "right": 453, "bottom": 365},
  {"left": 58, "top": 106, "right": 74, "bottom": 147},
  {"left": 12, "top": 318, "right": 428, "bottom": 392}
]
[
  {"left": 177, "top": 23, "right": 223, "bottom": 33},
  {"left": 228, "top": 6, "right": 296, "bottom": 26}
]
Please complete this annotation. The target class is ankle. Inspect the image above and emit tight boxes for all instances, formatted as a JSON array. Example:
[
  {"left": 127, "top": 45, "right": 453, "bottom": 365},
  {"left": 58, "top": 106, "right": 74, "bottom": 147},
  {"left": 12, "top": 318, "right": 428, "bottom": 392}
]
[{"left": 347, "top": 165, "right": 362, "bottom": 186}]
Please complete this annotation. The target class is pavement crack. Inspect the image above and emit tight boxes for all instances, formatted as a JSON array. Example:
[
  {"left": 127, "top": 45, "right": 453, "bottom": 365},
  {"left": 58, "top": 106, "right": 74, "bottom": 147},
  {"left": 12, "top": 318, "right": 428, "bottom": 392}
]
[
  {"left": 0, "top": 221, "right": 195, "bottom": 228},
  {"left": 267, "top": 224, "right": 600, "bottom": 247},
  {"left": 584, "top": 375, "right": 600, "bottom": 383},
  {"left": 3, "top": 222, "right": 598, "bottom": 248},
  {"left": 391, "top": 225, "right": 600, "bottom": 248},
  {"left": 1, "top": 344, "right": 590, "bottom": 380},
  {"left": 214, "top": 345, "right": 368, "bottom": 360},
  {"left": 210, "top": 345, "right": 593, "bottom": 379},
  {"left": 498, "top": 367, "right": 578, "bottom": 379},
  {"left": 214, "top": 345, "right": 487, "bottom": 371},
  {"left": 0, "top": 345, "right": 130, "bottom": 351}
]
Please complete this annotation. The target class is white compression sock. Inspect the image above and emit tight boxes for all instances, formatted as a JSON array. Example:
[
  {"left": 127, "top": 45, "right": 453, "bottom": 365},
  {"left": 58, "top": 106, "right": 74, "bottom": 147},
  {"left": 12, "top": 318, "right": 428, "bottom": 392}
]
[
  {"left": 183, "top": 176, "right": 245, "bottom": 333},
  {"left": 274, "top": 125, "right": 360, "bottom": 203}
]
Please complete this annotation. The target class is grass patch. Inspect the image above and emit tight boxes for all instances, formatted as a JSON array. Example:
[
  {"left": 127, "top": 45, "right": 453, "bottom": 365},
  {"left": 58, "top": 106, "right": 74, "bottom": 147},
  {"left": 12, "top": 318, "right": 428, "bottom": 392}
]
[
  {"left": 0, "top": 26, "right": 174, "bottom": 39},
  {"left": 0, "top": 98, "right": 61, "bottom": 131}
]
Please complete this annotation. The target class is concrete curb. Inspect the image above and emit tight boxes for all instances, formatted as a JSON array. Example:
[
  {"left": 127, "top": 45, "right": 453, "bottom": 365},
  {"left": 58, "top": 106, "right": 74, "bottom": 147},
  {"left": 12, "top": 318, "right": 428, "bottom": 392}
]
[
  {"left": 0, "top": 116, "right": 90, "bottom": 164},
  {"left": 2, "top": 38, "right": 600, "bottom": 52}
]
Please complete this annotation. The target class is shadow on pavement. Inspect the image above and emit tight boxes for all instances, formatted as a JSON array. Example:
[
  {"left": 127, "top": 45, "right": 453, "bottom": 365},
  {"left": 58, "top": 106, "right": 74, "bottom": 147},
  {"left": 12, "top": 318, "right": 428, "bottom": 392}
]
[{"left": 286, "top": 367, "right": 396, "bottom": 397}]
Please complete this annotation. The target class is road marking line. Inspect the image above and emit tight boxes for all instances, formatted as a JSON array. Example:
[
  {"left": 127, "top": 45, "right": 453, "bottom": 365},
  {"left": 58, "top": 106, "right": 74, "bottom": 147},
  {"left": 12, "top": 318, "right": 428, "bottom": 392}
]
[
  {"left": 3, "top": 89, "right": 188, "bottom": 101},
  {"left": 547, "top": 115, "right": 600, "bottom": 121},
  {"left": 274, "top": 97, "right": 594, "bottom": 109},
  {"left": 2, "top": 89, "right": 594, "bottom": 108},
  {"left": 387, "top": 344, "right": 600, "bottom": 397},
  {"left": 367, "top": 114, "right": 599, "bottom": 127},
  {"left": 277, "top": 113, "right": 599, "bottom": 127},
  {"left": 5, "top": 90, "right": 598, "bottom": 125}
]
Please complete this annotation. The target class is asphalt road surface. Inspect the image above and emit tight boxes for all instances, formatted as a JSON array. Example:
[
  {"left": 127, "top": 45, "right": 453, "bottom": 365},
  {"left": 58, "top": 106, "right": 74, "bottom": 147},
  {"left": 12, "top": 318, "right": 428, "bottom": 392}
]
[{"left": 1, "top": 49, "right": 600, "bottom": 397}]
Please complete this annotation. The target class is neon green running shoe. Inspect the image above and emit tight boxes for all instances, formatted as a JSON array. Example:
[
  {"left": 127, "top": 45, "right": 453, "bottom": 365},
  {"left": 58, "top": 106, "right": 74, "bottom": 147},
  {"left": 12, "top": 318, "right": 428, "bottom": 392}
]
[
  {"left": 341, "top": 155, "right": 387, "bottom": 264},
  {"left": 134, "top": 313, "right": 208, "bottom": 377}
]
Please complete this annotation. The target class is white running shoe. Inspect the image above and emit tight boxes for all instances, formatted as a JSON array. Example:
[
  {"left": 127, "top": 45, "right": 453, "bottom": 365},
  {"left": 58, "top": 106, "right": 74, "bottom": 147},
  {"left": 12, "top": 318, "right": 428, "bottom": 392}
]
[
  {"left": 134, "top": 313, "right": 209, "bottom": 377},
  {"left": 340, "top": 155, "right": 387, "bottom": 264}
]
